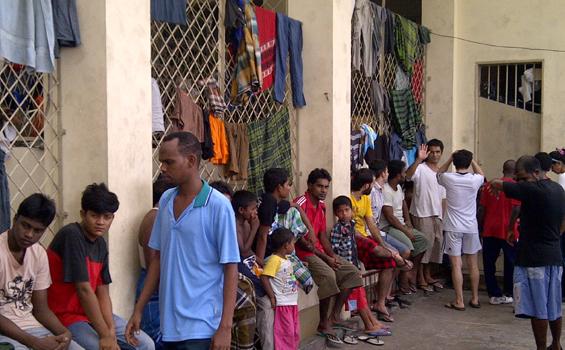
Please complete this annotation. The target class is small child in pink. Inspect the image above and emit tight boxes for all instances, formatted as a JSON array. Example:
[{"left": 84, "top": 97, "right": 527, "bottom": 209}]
[{"left": 260, "top": 228, "right": 300, "bottom": 350}]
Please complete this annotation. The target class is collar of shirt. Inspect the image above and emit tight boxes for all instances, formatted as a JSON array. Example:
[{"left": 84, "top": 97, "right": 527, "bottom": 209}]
[{"left": 299, "top": 192, "right": 326, "bottom": 227}]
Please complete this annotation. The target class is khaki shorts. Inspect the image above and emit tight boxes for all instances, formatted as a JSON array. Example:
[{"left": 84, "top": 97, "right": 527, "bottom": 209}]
[
  {"left": 411, "top": 215, "right": 444, "bottom": 264},
  {"left": 303, "top": 255, "right": 363, "bottom": 300},
  {"left": 385, "top": 227, "right": 430, "bottom": 257}
]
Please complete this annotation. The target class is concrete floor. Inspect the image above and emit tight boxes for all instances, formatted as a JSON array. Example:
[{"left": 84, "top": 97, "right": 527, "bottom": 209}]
[{"left": 337, "top": 289, "right": 554, "bottom": 350}]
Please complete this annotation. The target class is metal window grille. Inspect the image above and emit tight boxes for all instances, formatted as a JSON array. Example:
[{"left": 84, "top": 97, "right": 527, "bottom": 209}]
[
  {"left": 351, "top": 17, "right": 427, "bottom": 136},
  {"left": 151, "top": 0, "right": 298, "bottom": 194},
  {"left": 0, "top": 62, "right": 62, "bottom": 243}
]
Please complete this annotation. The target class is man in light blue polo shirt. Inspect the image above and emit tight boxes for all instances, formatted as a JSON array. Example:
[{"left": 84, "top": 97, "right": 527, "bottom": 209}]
[{"left": 126, "top": 132, "right": 240, "bottom": 350}]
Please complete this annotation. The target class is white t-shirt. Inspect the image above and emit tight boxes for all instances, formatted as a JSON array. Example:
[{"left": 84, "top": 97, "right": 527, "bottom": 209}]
[
  {"left": 558, "top": 173, "right": 565, "bottom": 191},
  {"left": 379, "top": 183, "right": 405, "bottom": 229},
  {"left": 437, "top": 172, "right": 485, "bottom": 233},
  {"left": 409, "top": 163, "right": 446, "bottom": 218},
  {"left": 0, "top": 232, "right": 51, "bottom": 330},
  {"left": 262, "top": 255, "right": 298, "bottom": 306}
]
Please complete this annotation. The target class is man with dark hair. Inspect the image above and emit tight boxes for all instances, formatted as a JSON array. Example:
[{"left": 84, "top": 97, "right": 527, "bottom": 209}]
[
  {"left": 549, "top": 149, "right": 565, "bottom": 190},
  {"left": 0, "top": 194, "right": 83, "bottom": 349},
  {"left": 380, "top": 160, "right": 429, "bottom": 295},
  {"left": 437, "top": 150, "right": 484, "bottom": 311},
  {"left": 478, "top": 159, "right": 518, "bottom": 306},
  {"left": 491, "top": 156, "right": 565, "bottom": 350},
  {"left": 293, "top": 168, "right": 363, "bottom": 343},
  {"left": 405, "top": 139, "right": 446, "bottom": 292},
  {"left": 47, "top": 184, "right": 153, "bottom": 350},
  {"left": 535, "top": 152, "right": 553, "bottom": 178},
  {"left": 127, "top": 132, "right": 239, "bottom": 350},
  {"left": 210, "top": 181, "right": 234, "bottom": 198}
]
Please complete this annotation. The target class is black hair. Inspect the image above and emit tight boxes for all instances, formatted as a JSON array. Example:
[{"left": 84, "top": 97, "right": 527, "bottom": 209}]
[
  {"left": 263, "top": 168, "right": 289, "bottom": 194},
  {"left": 269, "top": 227, "right": 294, "bottom": 252},
  {"left": 232, "top": 190, "right": 258, "bottom": 214},
  {"left": 15, "top": 193, "right": 56, "bottom": 227},
  {"left": 162, "top": 131, "right": 202, "bottom": 160},
  {"left": 153, "top": 175, "right": 175, "bottom": 206},
  {"left": 502, "top": 159, "right": 516, "bottom": 175},
  {"left": 427, "top": 138, "right": 444, "bottom": 152},
  {"left": 368, "top": 159, "right": 387, "bottom": 179},
  {"left": 534, "top": 152, "right": 552, "bottom": 172},
  {"left": 307, "top": 168, "right": 332, "bottom": 185},
  {"left": 332, "top": 195, "right": 352, "bottom": 212},
  {"left": 452, "top": 149, "right": 473, "bottom": 169},
  {"left": 81, "top": 183, "right": 119, "bottom": 214},
  {"left": 351, "top": 168, "right": 375, "bottom": 191},
  {"left": 516, "top": 155, "right": 541, "bottom": 174},
  {"left": 387, "top": 160, "right": 406, "bottom": 181},
  {"left": 210, "top": 181, "right": 233, "bottom": 198},
  {"left": 549, "top": 150, "right": 565, "bottom": 163}
]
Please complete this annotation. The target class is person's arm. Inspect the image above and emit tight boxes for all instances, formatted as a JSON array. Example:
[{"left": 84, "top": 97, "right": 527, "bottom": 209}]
[
  {"left": 318, "top": 229, "right": 335, "bottom": 259},
  {"left": 438, "top": 154, "right": 453, "bottom": 174},
  {"left": 366, "top": 216, "right": 384, "bottom": 244},
  {"left": 255, "top": 225, "right": 270, "bottom": 266},
  {"left": 471, "top": 159, "right": 485, "bottom": 176},
  {"left": 0, "top": 314, "right": 65, "bottom": 350},
  {"left": 211, "top": 263, "right": 238, "bottom": 350},
  {"left": 246, "top": 216, "right": 260, "bottom": 251},
  {"left": 402, "top": 200, "right": 412, "bottom": 228},
  {"left": 31, "top": 289, "right": 72, "bottom": 349},
  {"left": 293, "top": 205, "right": 318, "bottom": 246},
  {"left": 382, "top": 205, "right": 414, "bottom": 240},
  {"left": 477, "top": 204, "right": 485, "bottom": 235},
  {"left": 406, "top": 144, "right": 428, "bottom": 179},
  {"left": 260, "top": 275, "right": 276, "bottom": 309},
  {"left": 75, "top": 282, "right": 117, "bottom": 348},
  {"left": 138, "top": 210, "right": 158, "bottom": 270},
  {"left": 507, "top": 205, "right": 520, "bottom": 246},
  {"left": 95, "top": 285, "right": 115, "bottom": 337}
]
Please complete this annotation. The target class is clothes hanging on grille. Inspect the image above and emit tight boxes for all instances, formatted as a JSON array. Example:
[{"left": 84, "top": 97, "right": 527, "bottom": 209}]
[
  {"left": 364, "top": 133, "right": 390, "bottom": 165},
  {"left": 360, "top": 124, "right": 377, "bottom": 157},
  {"left": 225, "top": 122, "right": 249, "bottom": 180},
  {"left": 201, "top": 109, "right": 214, "bottom": 160},
  {"left": 274, "top": 13, "right": 306, "bottom": 108},
  {"left": 411, "top": 60, "right": 424, "bottom": 105},
  {"left": 52, "top": 0, "right": 81, "bottom": 57},
  {"left": 255, "top": 6, "right": 276, "bottom": 91},
  {"left": 384, "top": 9, "right": 395, "bottom": 55},
  {"left": 200, "top": 78, "right": 227, "bottom": 118},
  {"left": 371, "top": 4, "right": 387, "bottom": 62},
  {"left": 0, "top": 122, "right": 17, "bottom": 156},
  {"left": 394, "top": 14, "right": 418, "bottom": 74},
  {"left": 351, "top": 0, "right": 375, "bottom": 77},
  {"left": 371, "top": 80, "right": 390, "bottom": 116},
  {"left": 0, "top": 149, "right": 10, "bottom": 233},
  {"left": 0, "top": 0, "right": 56, "bottom": 73},
  {"left": 395, "top": 66, "right": 411, "bottom": 90},
  {"left": 150, "top": 0, "right": 187, "bottom": 26},
  {"left": 390, "top": 88, "right": 421, "bottom": 149},
  {"left": 247, "top": 108, "right": 291, "bottom": 195},
  {"left": 151, "top": 78, "right": 165, "bottom": 133},
  {"left": 225, "top": 0, "right": 245, "bottom": 53},
  {"left": 230, "top": 0, "right": 262, "bottom": 105},
  {"left": 209, "top": 113, "right": 229, "bottom": 165},
  {"left": 419, "top": 25, "right": 431, "bottom": 45},
  {"left": 172, "top": 87, "right": 204, "bottom": 142},
  {"left": 351, "top": 130, "right": 364, "bottom": 172}
]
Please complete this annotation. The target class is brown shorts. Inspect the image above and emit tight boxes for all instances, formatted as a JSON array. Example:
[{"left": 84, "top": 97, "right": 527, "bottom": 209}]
[
  {"left": 303, "top": 255, "right": 363, "bottom": 300},
  {"left": 411, "top": 215, "right": 444, "bottom": 264}
]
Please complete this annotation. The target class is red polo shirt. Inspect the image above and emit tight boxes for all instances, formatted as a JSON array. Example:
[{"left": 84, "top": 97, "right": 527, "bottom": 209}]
[
  {"left": 294, "top": 192, "right": 327, "bottom": 260},
  {"left": 480, "top": 177, "right": 521, "bottom": 240}
]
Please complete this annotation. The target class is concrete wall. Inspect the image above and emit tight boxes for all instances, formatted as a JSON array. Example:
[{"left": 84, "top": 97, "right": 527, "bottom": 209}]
[{"left": 423, "top": 0, "right": 565, "bottom": 162}]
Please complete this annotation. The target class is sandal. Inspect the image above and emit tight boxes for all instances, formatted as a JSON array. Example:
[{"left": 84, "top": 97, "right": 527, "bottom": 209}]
[
  {"left": 367, "top": 328, "right": 392, "bottom": 337},
  {"left": 418, "top": 284, "right": 435, "bottom": 295},
  {"left": 376, "top": 310, "right": 394, "bottom": 322},
  {"left": 469, "top": 300, "right": 481, "bottom": 309},
  {"left": 317, "top": 331, "right": 344, "bottom": 345},
  {"left": 444, "top": 302, "right": 465, "bottom": 311},
  {"left": 343, "top": 335, "right": 358, "bottom": 345},
  {"left": 429, "top": 280, "right": 444, "bottom": 291},
  {"left": 358, "top": 335, "right": 384, "bottom": 346}
]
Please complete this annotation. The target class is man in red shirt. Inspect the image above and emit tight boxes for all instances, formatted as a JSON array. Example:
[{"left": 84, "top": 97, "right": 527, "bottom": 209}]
[
  {"left": 294, "top": 169, "right": 363, "bottom": 344},
  {"left": 478, "top": 160, "right": 520, "bottom": 305}
]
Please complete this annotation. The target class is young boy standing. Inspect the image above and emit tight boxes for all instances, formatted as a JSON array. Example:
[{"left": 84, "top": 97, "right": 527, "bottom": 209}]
[
  {"left": 47, "top": 183, "right": 154, "bottom": 350},
  {"left": 260, "top": 228, "right": 299, "bottom": 350}
]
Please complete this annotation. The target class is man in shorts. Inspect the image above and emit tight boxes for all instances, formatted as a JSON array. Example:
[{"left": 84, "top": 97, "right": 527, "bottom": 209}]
[
  {"left": 437, "top": 150, "right": 484, "bottom": 310},
  {"left": 491, "top": 156, "right": 565, "bottom": 350}
]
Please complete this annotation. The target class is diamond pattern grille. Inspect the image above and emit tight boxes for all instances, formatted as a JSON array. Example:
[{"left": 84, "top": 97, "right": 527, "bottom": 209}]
[
  {"left": 0, "top": 62, "right": 61, "bottom": 243},
  {"left": 151, "top": 0, "right": 298, "bottom": 194}
]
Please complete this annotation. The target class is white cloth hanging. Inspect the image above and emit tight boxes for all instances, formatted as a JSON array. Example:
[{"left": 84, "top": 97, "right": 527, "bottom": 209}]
[{"left": 151, "top": 78, "right": 165, "bottom": 133}]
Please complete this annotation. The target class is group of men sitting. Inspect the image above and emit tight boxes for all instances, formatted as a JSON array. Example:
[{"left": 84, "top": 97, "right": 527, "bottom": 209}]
[{"left": 1, "top": 131, "right": 564, "bottom": 350}]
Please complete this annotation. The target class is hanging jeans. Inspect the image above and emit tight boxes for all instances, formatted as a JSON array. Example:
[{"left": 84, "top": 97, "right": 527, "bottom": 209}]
[
  {"left": 274, "top": 13, "right": 306, "bottom": 108},
  {"left": 482, "top": 237, "right": 515, "bottom": 298},
  {"left": 0, "top": 150, "right": 9, "bottom": 233}
]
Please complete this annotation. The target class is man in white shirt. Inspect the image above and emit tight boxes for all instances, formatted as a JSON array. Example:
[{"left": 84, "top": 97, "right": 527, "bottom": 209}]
[
  {"left": 405, "top": 139, "right": 446, "bottom": 292},
  {"left": 437, "top": 150, "right": 485, "bottom": 311}
]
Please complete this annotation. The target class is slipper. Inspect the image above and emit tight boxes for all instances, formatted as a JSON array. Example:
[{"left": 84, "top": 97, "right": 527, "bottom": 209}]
[
  {"left": 317, "top": 331, "right": 344, "bottom": 345},
  {"left": 469, "top": 301, "right": 481, "bottom": 309},
  {"left": 444, "top": 303, "right": 465, "bottom": 311},
  {"left": 367, "top": 328, "right": 392, "bottom": 337},
  {"left": 394, "top": 296, "right": 412, "bottom": 306},
  {"left": 358, "top": 336, "right": 384, "bottom": 346},
  {"left": 418, "top": 284, "right": 434, "bottom": 295},
  {"left": 430, "top": 281, "right": 444, "bottom": 291},
  {"left": 332, "top": 323, "right": 356, "bottom": 331},
  {"left": 376, "top": 310, "right": 394, "bottom": 322},
  {"left": 343, "top": 335, "right": 358, "bottom": 345}
]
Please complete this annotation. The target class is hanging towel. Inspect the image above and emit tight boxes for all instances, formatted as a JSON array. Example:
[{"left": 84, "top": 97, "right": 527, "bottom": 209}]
[
  {"left": 151, "top": 78, "right": 165, "bottom": 133},
  {"left": 390, "top": 89, "right": 421, "bottom": 149},
  {"left": 247, "top": 108, "right": 291, "bottom": 195},
  {"left": 209, "top": 113, "right": 230, "bottom": 165},
  {"left": 225, "top": 123, "right": 249, "bottom": 180},
  {"left": 172, "top": 88, "right": 204, "bottom": 142},
  {"left": 0, "top": 0, "right": 56, "bottom": 73},
  {"left": 255, "top": 6, "right": 276, "bottom": 91},
  {"left": 394, "top": 15, "right": 418, "bottom": 74},
  {"left": 0, "top": 150, "right": 10, "bottom": 233},
  {"left": 151, "top": 0, "right": 187, "bottom": 26},
  {"left": 360, "top": 124, "right": 377, "bottom": 157}
]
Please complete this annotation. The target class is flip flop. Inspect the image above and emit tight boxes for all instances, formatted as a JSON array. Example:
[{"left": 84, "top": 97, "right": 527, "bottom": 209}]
[
  {"left": 376, "top": 310, "right": 394, "bottom": 322},
  {"left": 418, "top": 284, "right": 434, "bottom": 295},
  {"left": 343, "top": 335, "right": 358, "bottom": 345},
  {"left": 358, "top": 335, "right": 384, "bottom": 346},
  {"left": 317, "top": 331, "right": 344, "bottom": 345},
  {"left": 367, "top": 328, "right": 393, "bottom": 337},
  {"left": 469, "top": 301, "right": 481, "bottom": 309},
  {"left": 430, "top": 281, "right": 444, "bottom": 290},
  {"left": 444, "top": 303, "right": 465, "bottom": 311},
  {"left": 332, "top": 323, "right": 356, "bottom": 331}
]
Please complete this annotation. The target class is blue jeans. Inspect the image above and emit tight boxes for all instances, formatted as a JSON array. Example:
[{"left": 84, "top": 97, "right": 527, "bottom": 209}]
[
  {"left": 274, "top": 13, "right": 306, "bottom": 108},
  {"left": 382, "top": 233, "right": 411, "bottom": 255},
  {"left": 0, "top": 150, "right": 10, "bottom": 233},
  {"left": 67, "top": 315, "right": 154, "bottom": 350},
  {"left": 482, "top": 237, "right": 515, "bottom": 297},
  {"left": 163, "top": 339, "right": 211, "bottom": 350},
  {"left": 136, "top": 269, "right": 163, "bottom": 349},
  {"left": 0, "top": 326, "right": 83, "bottom": 349}
]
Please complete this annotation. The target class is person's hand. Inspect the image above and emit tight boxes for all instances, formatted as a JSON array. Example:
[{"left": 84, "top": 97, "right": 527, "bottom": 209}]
[
  {"left": 55, "top": 331, "right": 72, "bottom": 350},
  {"left": 269, "top": 296, "right": 276, "bottom": 309},
  {"left": 404, "top": 226, "right": 416, "bottom": 241},
  {"left": 506, "top": 230, "right": 516, "bottom": 247},
  {"left": 99, "top": 334, "right": 119, "bottom": 350},
  {"left": 125, "top": 311, "right": 142, "bottom": 346},
  {"left": 31, "top": 336, "right": 64, "bottom": 350},
  {"left": 325, "top": 255, "right": 341, "bottom": 270},
  {"left": 211, "top": 325, "right": 232, "bottom": 350},
  {"left": 417, "top": 144, "right": 429, "bottom": 161}
]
